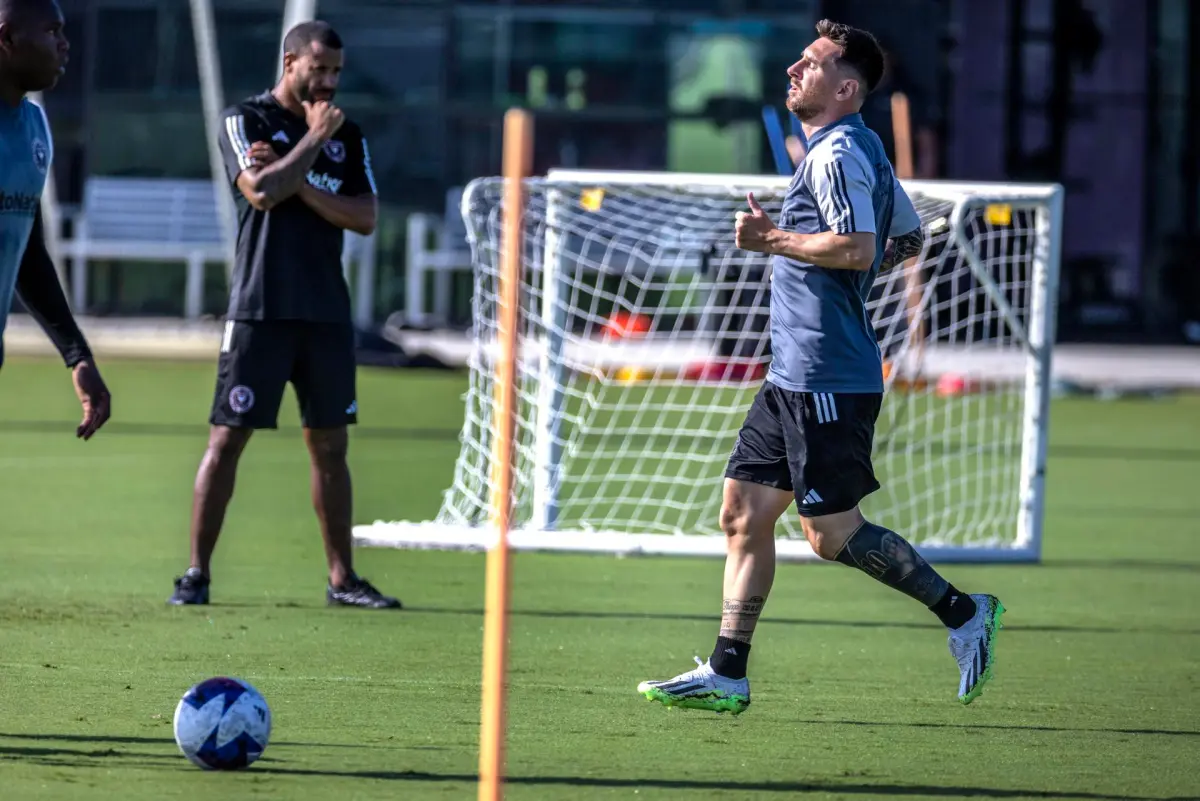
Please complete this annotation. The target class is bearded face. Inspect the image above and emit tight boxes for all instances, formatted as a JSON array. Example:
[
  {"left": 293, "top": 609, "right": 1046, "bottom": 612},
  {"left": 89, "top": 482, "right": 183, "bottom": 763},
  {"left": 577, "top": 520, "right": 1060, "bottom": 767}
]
[
  {"left": 786, "top": 79, "right": 826, "bottom": 122},
  {"left": 785, "top": 37, "right": 851, "bottom": 123}
]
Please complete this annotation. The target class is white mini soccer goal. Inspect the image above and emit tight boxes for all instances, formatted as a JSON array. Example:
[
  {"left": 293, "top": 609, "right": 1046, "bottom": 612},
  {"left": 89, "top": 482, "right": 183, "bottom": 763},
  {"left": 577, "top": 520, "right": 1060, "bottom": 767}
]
[{"left": 355, "top": 170, "right": 1063, "bottom": 563}]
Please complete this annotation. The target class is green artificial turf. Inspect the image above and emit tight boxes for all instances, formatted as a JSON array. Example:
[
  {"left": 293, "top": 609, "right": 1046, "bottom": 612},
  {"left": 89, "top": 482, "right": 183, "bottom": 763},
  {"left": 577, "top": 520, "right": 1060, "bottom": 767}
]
[{"left": 0, "top": 356, "right": 1197, "bottom": 800}]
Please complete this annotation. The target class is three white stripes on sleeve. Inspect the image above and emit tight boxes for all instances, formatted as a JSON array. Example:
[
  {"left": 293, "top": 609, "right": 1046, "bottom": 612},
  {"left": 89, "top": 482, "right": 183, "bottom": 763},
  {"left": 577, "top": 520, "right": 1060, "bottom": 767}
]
[
  {"left": 823, "top": 162, "right": 856, "bottom": 234},
  {"left": 225, "top": 115, "right": 252, "bottom": 171}
]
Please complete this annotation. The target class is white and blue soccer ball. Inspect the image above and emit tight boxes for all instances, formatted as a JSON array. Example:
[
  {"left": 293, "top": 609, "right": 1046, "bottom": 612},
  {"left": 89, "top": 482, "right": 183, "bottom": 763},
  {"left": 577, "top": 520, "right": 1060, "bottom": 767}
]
[{"left": 173, "top": 677, "right": 272, "bottom": 770}]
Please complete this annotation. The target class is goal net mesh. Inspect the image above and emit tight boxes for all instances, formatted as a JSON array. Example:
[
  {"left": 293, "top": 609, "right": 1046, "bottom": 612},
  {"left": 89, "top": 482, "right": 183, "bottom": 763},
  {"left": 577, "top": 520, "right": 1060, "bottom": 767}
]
[{"left": 362, "top": 174, "right": 1057, "bottom": 558}]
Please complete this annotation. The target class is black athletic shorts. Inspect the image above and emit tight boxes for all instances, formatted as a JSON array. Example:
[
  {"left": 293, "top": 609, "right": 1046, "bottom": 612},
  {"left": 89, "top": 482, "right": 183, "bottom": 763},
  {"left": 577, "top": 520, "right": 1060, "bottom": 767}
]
[
  {"left": 209, "top": 320, "right": 358, "bottom": 430},
  {"left": 725, "top": 381, "right": 882, "bottom": 517}
]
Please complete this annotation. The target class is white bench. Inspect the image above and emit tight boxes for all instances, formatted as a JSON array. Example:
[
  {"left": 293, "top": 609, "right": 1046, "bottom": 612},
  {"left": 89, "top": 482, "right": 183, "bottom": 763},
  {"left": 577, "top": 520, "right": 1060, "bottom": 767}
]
[
  {"left": 404, "top": 186, "right": 471, "bottom": 328},
  {"left": 60, "top": 176, "right": 379, "bottom": 325},
  {"left": 59, "top": 177, "right": 230, "bottom": 319}
]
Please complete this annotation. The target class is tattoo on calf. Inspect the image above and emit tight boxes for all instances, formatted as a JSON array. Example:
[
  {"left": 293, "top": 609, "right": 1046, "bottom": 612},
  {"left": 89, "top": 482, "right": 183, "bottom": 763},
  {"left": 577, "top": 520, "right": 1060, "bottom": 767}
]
[
  {"left": 880, "top": 228, "right": 926, "bottom": 273},
  {"left": 720, "top": 596, "right": 766, "bottom": 643},
  {"left": 834, "top": 522, "right": 949, "bottom": 606}
]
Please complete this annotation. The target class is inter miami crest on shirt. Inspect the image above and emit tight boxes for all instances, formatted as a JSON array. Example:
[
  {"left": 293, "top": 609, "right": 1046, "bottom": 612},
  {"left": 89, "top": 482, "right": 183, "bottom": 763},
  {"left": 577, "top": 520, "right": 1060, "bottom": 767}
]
[
  {"left": 32, "top": 138, "right": 48, "bottom": 173},
  {"left": 322, "top": 140, "right": 345, "bottom": 163}
]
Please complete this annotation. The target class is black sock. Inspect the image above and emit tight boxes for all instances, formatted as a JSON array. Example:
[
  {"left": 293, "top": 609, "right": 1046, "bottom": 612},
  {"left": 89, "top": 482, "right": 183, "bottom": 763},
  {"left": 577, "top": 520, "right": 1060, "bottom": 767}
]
[
  {"left": 929, "top": 585, "right": 977, "bottom": 629},
  {"left": 709, "top": 636, "right": 751, "bottom": 680}
]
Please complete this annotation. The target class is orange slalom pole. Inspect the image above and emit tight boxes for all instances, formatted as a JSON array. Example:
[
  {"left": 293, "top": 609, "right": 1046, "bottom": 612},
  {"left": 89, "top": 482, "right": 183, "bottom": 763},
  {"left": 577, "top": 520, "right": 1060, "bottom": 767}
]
[{"left": 478, "top": 107, "right": 533, "bottom": 801}]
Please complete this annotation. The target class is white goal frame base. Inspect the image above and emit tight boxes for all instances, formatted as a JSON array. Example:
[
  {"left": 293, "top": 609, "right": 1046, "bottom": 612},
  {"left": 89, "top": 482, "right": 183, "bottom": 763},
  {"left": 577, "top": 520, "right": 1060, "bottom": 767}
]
[{"left": 352, "top": 522, "right": 1040, "bottom": 563}]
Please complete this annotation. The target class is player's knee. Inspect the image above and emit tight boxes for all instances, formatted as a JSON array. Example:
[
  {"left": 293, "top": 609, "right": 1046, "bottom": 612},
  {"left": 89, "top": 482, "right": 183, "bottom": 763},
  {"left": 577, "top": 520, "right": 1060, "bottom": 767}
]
[
  {"left": 800, "top": 509, "right": 863, "bottom": 561},
  {"left": 804, "top": 527, "right": 844, "bottom": 561},
  {"left": 206, "top": 426, "right": 251, "bottom": 464},
  {"left": 304, "top": 427, "right": 348, "bottom": 467},
  {"left": 719, "top": 497, "right": 773, "bottom": 544}
]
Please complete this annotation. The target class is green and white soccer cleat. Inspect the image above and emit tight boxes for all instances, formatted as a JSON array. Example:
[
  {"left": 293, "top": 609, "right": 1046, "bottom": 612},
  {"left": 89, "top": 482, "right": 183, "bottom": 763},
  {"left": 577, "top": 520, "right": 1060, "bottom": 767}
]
[
  {"left": 637, "top": 657, "right": 751, "bottom": 715},
  {"left": 948, "top": 593, "right": 1005, "bottom": 704}
]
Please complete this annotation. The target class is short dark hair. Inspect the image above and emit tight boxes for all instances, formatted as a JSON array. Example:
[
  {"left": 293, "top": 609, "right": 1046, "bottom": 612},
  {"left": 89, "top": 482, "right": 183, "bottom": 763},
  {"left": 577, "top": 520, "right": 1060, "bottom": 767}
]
[
  {"left": 283, "top": 20, "right": 342, "bottom": 56},
  {"left": 815, "top": 19, "right": 885, "bottom": 95},
  {"left": 0, "top": 0, "right": 58, "bottom": 25}
]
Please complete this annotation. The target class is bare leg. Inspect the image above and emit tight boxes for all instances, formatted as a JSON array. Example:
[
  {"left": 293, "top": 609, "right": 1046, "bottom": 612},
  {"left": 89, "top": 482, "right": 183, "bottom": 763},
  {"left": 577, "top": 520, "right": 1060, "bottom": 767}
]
[
  {"left": 190, "top": 425, "right": 253, "bottom": 577},
  {"left": 709, "top": 478, "right": 794, "bottom": 678},
  {"left": 302, "top": 426, "right": 353, "bottom": 588}
]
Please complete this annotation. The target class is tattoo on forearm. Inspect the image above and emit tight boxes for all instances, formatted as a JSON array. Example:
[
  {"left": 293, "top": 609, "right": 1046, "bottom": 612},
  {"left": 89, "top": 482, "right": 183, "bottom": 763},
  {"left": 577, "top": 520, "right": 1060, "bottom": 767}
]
[
  {"left": 257, "top": 133, "right": 325, "bottom": 200},
  {"left": 893, "top": 228, "right": 926, "bottom": 262},
  {"left": 720, "top": 596, "right": 766, "bottom": 643},
  {"left": 880, "top": 228, "right": 926, "bottom": 272}
]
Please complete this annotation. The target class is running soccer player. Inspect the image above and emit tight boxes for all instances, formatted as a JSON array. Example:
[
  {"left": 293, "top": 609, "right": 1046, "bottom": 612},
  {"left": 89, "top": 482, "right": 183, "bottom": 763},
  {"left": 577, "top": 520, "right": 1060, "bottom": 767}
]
[
  {"left": 167, "top": 20, "right": 399, "bottom": 609},
  {"left": 638, "top": 20, "right": 1003, "bottom": 713},
  {"left": 0, "top": 0, "right": 110, "bottom": 436}
]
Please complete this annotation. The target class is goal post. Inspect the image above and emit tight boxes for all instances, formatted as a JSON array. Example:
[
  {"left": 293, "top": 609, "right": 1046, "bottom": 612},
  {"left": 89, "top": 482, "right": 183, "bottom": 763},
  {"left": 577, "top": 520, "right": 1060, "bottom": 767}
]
[{"left": 355, "top": 171, "right": 1063, "bottom": 564}]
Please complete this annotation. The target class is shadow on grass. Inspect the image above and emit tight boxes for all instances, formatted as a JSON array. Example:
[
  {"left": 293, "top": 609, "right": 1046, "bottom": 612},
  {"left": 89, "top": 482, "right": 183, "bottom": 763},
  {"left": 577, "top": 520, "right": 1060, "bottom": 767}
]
[
  {"left": 391, "top": 606, "right": 1200, "bottom": 638},
  {"left": 0, "top": 744, "right": 176, "bottom": 761},
  {"left": 249, "top": 766, "right": 1196, "bottom": 800},
  {"left": 0, "top": 732, "right": 425, "bottom": 751},
  {"left": 2, "top": 749, "right": 1187, "bottom": 800},
  {"left": 3, "top": 732, "right": 1193, "bottom": 799},
  {"left": 186, "top": 601, "right": 1200, "bottom": 637},
  {"left": 0, "top": 420, "right": 461, "bottom": 441}
]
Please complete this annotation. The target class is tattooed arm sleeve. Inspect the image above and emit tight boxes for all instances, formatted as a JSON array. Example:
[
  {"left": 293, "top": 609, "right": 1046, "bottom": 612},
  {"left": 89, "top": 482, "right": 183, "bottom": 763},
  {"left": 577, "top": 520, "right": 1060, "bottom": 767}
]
[{"left": 880, "top": 227, "right": 926, "bottom": 273}]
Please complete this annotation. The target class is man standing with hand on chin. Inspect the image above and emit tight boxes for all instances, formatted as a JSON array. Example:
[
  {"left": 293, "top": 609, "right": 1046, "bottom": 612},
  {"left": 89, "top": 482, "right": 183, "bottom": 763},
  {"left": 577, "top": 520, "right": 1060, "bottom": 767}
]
[{"left": 168, "top": 20, "right": 400, "bottom": 610}]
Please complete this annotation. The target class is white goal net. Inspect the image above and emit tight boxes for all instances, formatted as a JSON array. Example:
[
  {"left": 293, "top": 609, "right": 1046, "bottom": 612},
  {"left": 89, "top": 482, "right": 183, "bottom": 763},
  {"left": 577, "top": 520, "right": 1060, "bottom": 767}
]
[{"left": 355, "top": 170, "right": 1063, "bottom": 562}]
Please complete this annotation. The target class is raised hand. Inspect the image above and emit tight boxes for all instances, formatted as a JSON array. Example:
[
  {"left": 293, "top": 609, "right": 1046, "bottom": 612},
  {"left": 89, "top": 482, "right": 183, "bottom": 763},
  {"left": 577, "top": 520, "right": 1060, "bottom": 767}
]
[{"left": 734, "top": 192, "right": 779, "bottom": 253}]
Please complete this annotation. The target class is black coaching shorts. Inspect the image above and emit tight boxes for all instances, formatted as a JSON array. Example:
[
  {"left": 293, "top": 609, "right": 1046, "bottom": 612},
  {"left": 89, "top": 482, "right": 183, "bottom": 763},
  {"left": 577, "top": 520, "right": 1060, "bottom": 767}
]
[
  {"left": 209, "top": 320, "right": 358, "bottom": 430},
  {"left": 725, "top": 381, "right": 883, "bottom": 517}
]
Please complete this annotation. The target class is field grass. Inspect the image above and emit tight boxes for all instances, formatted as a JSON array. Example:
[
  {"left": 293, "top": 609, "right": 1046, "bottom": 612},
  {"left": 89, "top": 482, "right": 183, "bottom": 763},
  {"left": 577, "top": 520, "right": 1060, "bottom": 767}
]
[{"left": 0, "top": 356, "right": 1198, "bottom": 801}]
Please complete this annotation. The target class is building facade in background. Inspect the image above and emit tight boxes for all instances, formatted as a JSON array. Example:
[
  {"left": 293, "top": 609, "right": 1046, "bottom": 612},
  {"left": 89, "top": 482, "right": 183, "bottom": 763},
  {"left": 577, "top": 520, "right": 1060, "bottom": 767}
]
[{"left": 38, "top": 0, "right": 1200, "bottom": 343}]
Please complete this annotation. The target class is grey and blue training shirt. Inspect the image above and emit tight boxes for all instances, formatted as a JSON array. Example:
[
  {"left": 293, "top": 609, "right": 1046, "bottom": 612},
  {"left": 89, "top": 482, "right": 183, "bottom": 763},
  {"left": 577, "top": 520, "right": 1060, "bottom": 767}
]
[{"left": 768, "top": 112, "right": 921, "bottom": 393}]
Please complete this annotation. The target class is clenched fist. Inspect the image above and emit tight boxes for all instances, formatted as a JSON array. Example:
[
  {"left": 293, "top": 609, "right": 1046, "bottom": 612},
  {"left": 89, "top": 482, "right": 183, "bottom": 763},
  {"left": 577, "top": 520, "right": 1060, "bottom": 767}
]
[{"left": 302, "top": 99, "right": 344, "bottom": 141}]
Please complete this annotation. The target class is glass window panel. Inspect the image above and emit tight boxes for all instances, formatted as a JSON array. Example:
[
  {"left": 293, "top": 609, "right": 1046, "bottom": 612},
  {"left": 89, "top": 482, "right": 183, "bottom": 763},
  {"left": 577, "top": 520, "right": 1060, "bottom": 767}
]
[
  {"left": 453, "top": 16, "right": 500, "bottom": 103},
  {"left": 214, "top": 9, "right": 282, "bottom": 99},
  {"left": 313, "top": 7, "right": 449, "bottom": 206},
  {"left": 94, "top": 8, "right": 156, "bottom": 91},
  {"left": 533, "top": 118, "right": 667, "bottom": 173},
  {"left": 504, "top": 19, "right": 667, "bottom": 109},
  {"left": 503, "top": 0, "right": 726, "bottom": 8},
  {"left": 318, "top": 6, "right": 445, "bottom": 102}
]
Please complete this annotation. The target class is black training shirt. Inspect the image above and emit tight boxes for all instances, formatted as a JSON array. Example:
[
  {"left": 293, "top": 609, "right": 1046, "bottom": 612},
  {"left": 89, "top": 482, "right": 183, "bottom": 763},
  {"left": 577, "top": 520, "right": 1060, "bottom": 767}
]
[{"left": 218, "top": 90, "right": 377, "bottom": 323}]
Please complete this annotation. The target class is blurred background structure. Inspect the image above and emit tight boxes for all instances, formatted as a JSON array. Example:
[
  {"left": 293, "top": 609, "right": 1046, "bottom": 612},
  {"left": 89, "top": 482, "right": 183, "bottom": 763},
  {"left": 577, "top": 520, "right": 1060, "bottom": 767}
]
[{"left": 20, "top": 0, "right": 1200, "bottom": 346}]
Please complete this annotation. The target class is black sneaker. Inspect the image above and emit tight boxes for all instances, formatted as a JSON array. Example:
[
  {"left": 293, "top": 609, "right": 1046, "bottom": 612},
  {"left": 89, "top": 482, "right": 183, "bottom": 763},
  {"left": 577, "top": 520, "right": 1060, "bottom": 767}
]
[
  {"left": 326, "top": 575, "right": 402, "bottom": 609},
  {"left": 169, "top": 568, "right": 210, "bottom": 605}
]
